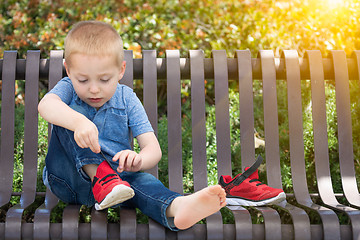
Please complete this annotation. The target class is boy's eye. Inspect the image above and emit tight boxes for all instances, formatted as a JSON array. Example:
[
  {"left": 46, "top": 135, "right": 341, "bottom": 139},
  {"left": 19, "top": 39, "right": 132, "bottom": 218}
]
[
  {"left": 101, "top": 78, "right": 110, "bottom": 82},
  {"left": 78, "top": 79, "right": 88, "bottom": 83}
]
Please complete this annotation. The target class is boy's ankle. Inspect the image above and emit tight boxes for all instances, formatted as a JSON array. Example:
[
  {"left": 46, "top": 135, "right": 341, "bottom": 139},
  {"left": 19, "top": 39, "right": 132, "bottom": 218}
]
[{"left": 82, "top": 164, "right": 98, "bottom": 181}]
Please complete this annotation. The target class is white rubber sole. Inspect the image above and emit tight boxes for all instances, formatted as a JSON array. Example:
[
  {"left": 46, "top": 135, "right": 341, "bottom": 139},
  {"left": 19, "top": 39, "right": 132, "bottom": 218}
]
[
  {"left": 226, "top": 192, "right": 286, "bottom": 206},
  {"left": 95, "top": 184, "right": 135, "bottom": 210}
]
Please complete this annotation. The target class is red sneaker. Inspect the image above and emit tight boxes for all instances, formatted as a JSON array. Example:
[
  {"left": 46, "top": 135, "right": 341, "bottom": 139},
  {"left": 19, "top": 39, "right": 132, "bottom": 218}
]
[
  {"left": 92, "top": 161, "right": 135, "bottom": 210},
  {"left": 219, "top": 156, "right": 286, "bottom": 206}
]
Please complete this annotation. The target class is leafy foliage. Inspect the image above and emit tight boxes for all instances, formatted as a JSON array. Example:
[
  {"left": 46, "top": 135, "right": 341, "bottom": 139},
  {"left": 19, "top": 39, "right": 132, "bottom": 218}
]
[{"left": 1, "top": 0, "right": 360, "bottom": 58}]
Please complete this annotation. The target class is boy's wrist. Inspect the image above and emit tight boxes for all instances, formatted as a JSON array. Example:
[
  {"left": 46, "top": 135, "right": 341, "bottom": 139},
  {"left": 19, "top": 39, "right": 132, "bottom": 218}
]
[{"left": 71, "top": 112, "right": 91, "bottom": 131}]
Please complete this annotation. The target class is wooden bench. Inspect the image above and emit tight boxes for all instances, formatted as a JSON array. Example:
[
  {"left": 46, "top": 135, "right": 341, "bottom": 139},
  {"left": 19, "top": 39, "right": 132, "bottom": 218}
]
[{"left": 1, "top": 49, "right": 360, "bottom": 239}]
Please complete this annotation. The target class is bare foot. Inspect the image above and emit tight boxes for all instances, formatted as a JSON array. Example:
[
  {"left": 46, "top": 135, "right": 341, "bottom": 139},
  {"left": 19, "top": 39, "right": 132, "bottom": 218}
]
[{"left": 167, "top": 185, "right": 227, "bottom": 230}]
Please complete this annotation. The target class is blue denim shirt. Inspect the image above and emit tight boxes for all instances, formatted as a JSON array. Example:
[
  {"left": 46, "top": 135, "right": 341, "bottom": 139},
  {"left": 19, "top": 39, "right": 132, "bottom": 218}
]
[{"left": 48, "top": 77, "right": 154, "bottom": 157}]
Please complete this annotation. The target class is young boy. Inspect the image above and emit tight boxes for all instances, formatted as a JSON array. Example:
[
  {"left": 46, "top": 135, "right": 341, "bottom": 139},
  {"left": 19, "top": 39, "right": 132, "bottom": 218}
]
[{"left": 38, "top": 21, "right": 226, "bottom": 231}]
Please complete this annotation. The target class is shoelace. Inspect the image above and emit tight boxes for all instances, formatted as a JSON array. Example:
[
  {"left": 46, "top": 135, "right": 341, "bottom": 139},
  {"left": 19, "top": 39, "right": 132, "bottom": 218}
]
[
  {"left": 249, "top": 178, "right": 264, "bottom": 186},
  {"left": 100, "top": 150, "right": 113, "bottom": 166},
  {"left": 92, "top": 173, "right": 119, "bottom": 188},
  {"left": 99, "top": 173, "right": 119, "bottom": 186}
]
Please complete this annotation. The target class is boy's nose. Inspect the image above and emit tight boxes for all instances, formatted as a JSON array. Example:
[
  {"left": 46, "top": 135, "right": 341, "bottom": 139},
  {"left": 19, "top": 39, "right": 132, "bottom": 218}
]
[{"left": 89, "top": 84, "right": 100, "bottom": 93}]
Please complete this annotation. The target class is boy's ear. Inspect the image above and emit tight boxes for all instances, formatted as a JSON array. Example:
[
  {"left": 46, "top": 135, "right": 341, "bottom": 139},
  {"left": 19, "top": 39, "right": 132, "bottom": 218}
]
[
  {"left": 64, "top": 61, "right": 71, "bottom": 76},
  {"left": 119, "top": 61, "right": 127, "bottom": 80}
]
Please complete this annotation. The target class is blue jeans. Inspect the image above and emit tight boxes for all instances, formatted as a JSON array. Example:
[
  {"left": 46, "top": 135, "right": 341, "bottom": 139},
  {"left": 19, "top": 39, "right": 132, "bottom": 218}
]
[{"left": 43, "top": 107, "right": 181, "bottom": 231}]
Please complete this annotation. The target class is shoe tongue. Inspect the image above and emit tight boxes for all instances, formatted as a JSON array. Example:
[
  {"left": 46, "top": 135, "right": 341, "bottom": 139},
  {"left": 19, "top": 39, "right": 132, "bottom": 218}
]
[
  {"left": 244, "top": 167, "right": 259, "bottom": 180},
  {"left": 96, "top": 160, "right": 113, "bottom": 177}
]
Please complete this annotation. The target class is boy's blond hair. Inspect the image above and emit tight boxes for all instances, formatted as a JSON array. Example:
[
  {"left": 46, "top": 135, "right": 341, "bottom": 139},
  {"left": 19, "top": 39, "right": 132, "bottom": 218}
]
[{"left": 65, "top": 21, "right": 124, "bottom": 69}]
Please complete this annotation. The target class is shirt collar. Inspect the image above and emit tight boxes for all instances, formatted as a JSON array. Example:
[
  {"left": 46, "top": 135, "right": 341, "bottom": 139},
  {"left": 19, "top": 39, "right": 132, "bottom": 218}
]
[{"left": 103, "top": 84, "right": 125, "bottom": 110}]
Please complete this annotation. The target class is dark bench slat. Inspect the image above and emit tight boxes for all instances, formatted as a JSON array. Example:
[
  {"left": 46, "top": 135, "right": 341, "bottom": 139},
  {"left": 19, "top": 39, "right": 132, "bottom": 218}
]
[
  {"left": 23, "top": 50, "right": 41, "bottom": 197},
  {"left": 33, "top": 187, "right": 58, "bottom": 240},
  {"left": 91, "top": 207, "right": 107, "bottom": 240},
  {"left": 307, "top": 50, "right": 360, "bottom": 239},
  {"left": 143, "top": 50, "right": 166, "bottom": 239},
  {"left": 33, "top": 50, "right": 63, "bottom": 239},
  {"left": 124, "top": 50, "right": 135, "bottom": 152},
  {"left": 5, "top": 50, "right": 40, "bottom": 240},
  {"left": 254, "top": 207, "right": 283, "bottom": 240},
  {"left": 123, "top": 50, "right": 134, "bottom": 89},
  {"left": 23, "top": 50, "right": 40, "bottom": 200},
  {"left": 227, "top": 206, "right": 252, "bottom": 240},
  {"left": 0, "top": 51, "right": 17, "bottom": 208},
  {"left": 306, "top": 50, "right": 340, "bottom": 206},
  {"left": 47, "top": 51, "right": 63, "bottom": 90},
  {"left": 1, "top": 51, "right": 18, "bottom": 240},
  {"left": 148, "top": 220, "right": 166, "bottom": 240},
  {"left": 62, "top": 204, "right": 81, "bottom": 240},
  {"left": 331, "top": 50, "right": 360, "bottom": 208},
  {"left": 189, "top": 50, "right": 208, "bottom": 192},
  {"left": 257, "top": 50, "right": 282, "bottom": 186},
  {"left": 166, "top": 50, "right": 184, "bottom": 194},
  {"left": 236, "top": 50, "right": 256, "bottom": 170},
  {"left": 176, "top": 228, "right": 195, "bottom": 240},
  {"left": 119, "top": 208, "right": 137, "bottom": 240},
  {"left": 283, "top": 50, "right": 341, "bottom": 240},
  {"left": 143, "top": 50, "right": 159, "bottom": 178},
  {"left": 213, "top": 50, "right": 232, "bottom": 178}
]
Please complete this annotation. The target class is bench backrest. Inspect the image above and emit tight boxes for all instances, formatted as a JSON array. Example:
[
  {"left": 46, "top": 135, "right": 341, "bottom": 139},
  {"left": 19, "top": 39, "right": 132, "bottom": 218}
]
[
  {"left": 1, "top": 49, "right": 360, "bottom": 239},
  {"left": 1, "top": 49, "right": 360, "bottom": 197}
]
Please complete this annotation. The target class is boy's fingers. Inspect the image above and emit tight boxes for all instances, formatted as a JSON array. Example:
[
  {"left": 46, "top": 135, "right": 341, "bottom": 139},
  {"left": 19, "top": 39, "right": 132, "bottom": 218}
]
[
  {"left": 132, "top": 155, "right": 142, "bottom": 170},
  {"left": 125, "top": 152, "right": 135, "bottom": 170},
  {"left": 74, "top": 135, "right": 86, "bottom": 149},
  {"left": 88, "top": 130, "right": 100, "bottom": 153},
  {"left": 117, "top": 151, "right": 128, "bottom": 172},
  {"left": 124, "top": 151, "right": 138, "bottom": 171},
  {"left": 83, "top": 135, "right": 94, "bottom": 151},
  {"left": 75, "top": 134, "right": 100, "bottom": 153},
  {"left": 90, "top": 144, "right": 100, "bottom": 153},
  {"left": 90, "top": 139, "right": 101, "bottom": 153},
  {"left": 112, "top": 150, "right": 141, "bottom": 172},
  {"left": 112, "top": 152, "right": 122, "bottom": 161}
]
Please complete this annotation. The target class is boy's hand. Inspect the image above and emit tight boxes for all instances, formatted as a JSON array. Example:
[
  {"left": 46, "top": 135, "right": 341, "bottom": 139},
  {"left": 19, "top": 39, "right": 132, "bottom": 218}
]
[
  {"left": 112, "top": 150, "right": 142, "bottom": 173},
  {"left": 74, "top": 119, "right": 101, "bottom": 153}
]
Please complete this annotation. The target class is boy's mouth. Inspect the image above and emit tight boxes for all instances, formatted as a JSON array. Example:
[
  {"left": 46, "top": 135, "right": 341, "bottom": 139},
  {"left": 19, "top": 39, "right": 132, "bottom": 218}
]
[{"left": 89, "top": 98, "right": 102, "bottom": 103}]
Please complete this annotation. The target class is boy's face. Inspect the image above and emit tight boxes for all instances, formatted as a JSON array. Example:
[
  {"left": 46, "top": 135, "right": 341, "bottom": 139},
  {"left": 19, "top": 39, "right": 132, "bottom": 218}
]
[{"left": 65, "top": 53, "right": 126, "bottom": 109}]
